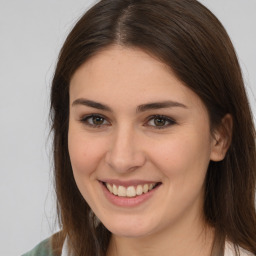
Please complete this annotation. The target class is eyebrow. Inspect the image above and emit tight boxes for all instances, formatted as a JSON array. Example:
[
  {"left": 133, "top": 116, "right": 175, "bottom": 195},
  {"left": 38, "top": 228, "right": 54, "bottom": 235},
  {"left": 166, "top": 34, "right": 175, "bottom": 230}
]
[
  {"left": 72, "top": 98, "right": 188, "bottom": 112},
  {"left": 137, "top": 101, "right": 187, "bottom": 112},
  {"left": 72, "top": 98, "right": 112, "bottom": 111}
]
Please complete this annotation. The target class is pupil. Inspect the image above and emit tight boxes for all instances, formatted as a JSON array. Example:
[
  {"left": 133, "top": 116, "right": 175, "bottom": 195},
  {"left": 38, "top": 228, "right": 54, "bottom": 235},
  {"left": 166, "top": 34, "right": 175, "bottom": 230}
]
[
  {"left": 93, "top": 116, "right": 103, "bottom": 125},
  {"left": 154, "top": 117, "right": 165, "bottom": 126}
]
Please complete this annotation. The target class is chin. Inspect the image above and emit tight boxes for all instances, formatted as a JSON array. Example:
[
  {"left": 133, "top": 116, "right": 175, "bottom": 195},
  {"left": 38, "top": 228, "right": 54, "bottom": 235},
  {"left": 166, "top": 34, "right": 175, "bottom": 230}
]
[
  {"left": 101, "top": 216, "right": 156, "bottom": 238},
  {"left": 109, "top": 227, "right": 151, "bottom": 238}
]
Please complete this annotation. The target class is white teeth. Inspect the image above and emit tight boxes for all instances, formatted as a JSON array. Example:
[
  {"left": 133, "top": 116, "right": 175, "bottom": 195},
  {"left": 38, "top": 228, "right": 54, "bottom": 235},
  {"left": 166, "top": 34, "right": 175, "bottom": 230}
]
[
  {"left": 127, "top": 186, "right": 136, "bottom": 197},
  {"left": 113, "top": 184, "right": 118, "bottom": 195},
  {"left": 105, "top": 182, "right": 157, "bottom": 197},
  {"left": 143, "top": 184, "right": 149, "bottom": 193},
  {"left": 106, "top": 183, "right": 113, "bottom": 193},
  {"left": 118, "top": 186, "right": 126, "bottom": 197},
  {"left": 136, "top": 185, "right": 143, "bottom": 195}
]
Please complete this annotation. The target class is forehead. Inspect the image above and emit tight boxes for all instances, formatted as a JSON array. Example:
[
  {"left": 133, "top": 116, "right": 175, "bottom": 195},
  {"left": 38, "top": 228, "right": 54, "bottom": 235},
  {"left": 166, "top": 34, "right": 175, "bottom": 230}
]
[
  {"left": 69, "top": 45, "right": 205, "bottom": 112},
  {"left": 70, "top": 45, "right": 172, "bottom": 86}
]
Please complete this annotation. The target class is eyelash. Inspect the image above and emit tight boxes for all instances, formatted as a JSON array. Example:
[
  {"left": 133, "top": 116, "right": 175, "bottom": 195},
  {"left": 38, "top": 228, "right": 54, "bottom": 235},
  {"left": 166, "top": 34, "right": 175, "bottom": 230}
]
[
  {"left": 80, "top": 114, "right": 176, "bottom": 129},
  {"left": 145, "top": 115, "right": 176, "bottom": 129},
  {"left": 80, "top": 114, "right": 110, "bottom": 128}
]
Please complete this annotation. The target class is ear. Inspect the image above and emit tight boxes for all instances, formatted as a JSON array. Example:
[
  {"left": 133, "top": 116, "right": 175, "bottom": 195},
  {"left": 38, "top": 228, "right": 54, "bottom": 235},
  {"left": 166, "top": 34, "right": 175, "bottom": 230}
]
[{"left": 210, "top": 114, "right": 233, "bottom": 162}]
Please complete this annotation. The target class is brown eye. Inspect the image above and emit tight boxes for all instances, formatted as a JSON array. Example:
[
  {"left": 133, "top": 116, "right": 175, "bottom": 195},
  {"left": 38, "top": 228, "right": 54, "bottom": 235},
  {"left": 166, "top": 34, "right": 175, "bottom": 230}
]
[
  {"left": 81, "top": 114, "right": 110, "bottom": 127},
  {"left": 147, "top": 115, "right": 176, "bottom": 129},
  {"left": 154, "top": 117, "right": 167, "bottom": 126},
  {"left": 92, "top": 116, "right": 105, "bottom": 125}
]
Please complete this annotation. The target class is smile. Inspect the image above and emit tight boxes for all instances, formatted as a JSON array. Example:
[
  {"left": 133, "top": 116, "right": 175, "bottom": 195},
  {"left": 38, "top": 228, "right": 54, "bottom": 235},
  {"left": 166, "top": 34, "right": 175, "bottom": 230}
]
[
  {"left": 100, "top": 180, "right": 162, "bottom": 207},
  {"left": 104, "top": 182, "right": 159, "bottom": 198}
]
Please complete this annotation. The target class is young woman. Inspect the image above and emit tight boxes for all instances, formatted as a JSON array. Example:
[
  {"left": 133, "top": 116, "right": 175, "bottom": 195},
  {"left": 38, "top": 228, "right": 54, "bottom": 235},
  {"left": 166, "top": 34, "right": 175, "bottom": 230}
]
[{"left": 23, "top": 0, "right": 256, "bottom": 255}]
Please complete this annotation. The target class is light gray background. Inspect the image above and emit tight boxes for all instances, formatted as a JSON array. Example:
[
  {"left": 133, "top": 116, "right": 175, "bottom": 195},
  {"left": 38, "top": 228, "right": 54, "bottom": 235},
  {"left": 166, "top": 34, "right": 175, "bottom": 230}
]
[{"left": 0, "top": 1, "right": 255, "bottom": 255}]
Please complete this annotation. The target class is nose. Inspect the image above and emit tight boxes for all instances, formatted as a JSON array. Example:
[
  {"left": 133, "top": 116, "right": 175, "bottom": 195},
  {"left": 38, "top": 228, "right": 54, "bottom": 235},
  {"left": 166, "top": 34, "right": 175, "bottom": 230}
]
[{"left": 105, "top": 126, "right": 146, "bottom": 173}]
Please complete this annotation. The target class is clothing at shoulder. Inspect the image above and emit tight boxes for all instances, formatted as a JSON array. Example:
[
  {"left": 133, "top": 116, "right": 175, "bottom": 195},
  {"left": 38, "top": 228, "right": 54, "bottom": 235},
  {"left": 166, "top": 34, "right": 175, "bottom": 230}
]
[
  {"left": 22, "top": 237, "right": 55, "bottom": 256},
  {"left": 225, "top": 242, "right": 254, "bottom": 256},
  {"left": 22, "top": 236, "right": 255, "bottom": 256},
  {"left": 60, "top": 237, "right": 255, "bottom": 256}
]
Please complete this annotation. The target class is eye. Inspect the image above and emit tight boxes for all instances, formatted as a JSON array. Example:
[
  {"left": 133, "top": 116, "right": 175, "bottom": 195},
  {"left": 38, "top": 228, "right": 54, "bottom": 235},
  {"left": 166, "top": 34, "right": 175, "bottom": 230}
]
[
  {"left": 80, "top": 114, "right": 110, "bottom": 127},
  {"left": 146, "top": 115, "right": 176, "bottom": 129}
]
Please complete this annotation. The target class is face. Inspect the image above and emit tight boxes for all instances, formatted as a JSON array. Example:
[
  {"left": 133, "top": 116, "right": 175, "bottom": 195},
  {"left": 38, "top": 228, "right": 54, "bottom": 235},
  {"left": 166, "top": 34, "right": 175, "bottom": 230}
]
[{"left": 68, "top": 46, "right": 218, "bottom": 238}]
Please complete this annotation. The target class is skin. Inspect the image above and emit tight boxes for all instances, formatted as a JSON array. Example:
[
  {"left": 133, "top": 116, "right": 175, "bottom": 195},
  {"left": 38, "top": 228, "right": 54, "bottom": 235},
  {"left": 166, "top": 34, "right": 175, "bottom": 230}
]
[{"left": 68, "top": 45, "right": 231, "bottom": 256}]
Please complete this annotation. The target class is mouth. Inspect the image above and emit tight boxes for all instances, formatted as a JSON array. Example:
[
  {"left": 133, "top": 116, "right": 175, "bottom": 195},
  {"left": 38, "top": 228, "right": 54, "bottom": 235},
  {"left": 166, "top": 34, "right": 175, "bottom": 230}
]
[{"left": 102, "top": 182, "right": 161, "bottom": 198}]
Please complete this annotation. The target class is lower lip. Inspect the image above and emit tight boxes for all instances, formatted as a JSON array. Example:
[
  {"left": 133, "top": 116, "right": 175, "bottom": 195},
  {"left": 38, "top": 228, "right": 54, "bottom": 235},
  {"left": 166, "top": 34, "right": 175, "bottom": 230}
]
[{"left": 100, "top": 182, "right": 160, "bottom": 207}]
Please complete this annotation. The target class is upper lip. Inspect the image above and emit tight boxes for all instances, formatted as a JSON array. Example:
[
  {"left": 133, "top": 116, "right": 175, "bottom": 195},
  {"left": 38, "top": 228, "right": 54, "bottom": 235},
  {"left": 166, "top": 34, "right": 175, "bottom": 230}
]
[{"left": 99, "top": 179, "right": 161, "bottom": 187}]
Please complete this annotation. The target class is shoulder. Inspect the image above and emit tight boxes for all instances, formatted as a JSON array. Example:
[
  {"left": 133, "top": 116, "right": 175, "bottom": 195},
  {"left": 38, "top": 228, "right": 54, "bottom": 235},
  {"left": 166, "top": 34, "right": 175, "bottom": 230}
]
[
  {"left": 22, "top": 237, "right": 55, "bottom": 256},
  {"left": 225, "top": 241, "right": 255, "bottom": 256}
]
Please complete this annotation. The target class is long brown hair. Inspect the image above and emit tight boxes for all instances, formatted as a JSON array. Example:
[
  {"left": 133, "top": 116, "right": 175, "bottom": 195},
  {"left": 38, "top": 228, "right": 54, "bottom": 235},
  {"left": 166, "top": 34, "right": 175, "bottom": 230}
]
[{"left": 50, "top": 0, "right": 256, "bottom": 255}]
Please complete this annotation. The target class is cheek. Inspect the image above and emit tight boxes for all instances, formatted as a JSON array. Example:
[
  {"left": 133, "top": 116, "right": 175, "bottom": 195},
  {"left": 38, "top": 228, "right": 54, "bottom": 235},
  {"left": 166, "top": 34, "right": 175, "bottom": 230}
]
[
  {"left": 148, "top": 132, "right": 212, "bottom": 221},
  {"left": 149, "top": 131, "right": 212, "bottom": 180},
  {"left": 68, "top": 130, "right": 106, "bottom": 178},
  {"left": 68, "top": 129, "right": 108, "bottom": 207}
]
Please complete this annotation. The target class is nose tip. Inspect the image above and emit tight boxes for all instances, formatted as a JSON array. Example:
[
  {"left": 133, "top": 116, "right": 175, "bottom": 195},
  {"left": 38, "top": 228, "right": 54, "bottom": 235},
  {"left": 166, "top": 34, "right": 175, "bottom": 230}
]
[
  {"left": 106, "top": 153, "right": 143, "bottom": 173},
  {"left": 105, "top": 152, "right": 145, "bottom": 173},
  {"left": 105, "top": 131, "right": 146, "bottom": 173}
]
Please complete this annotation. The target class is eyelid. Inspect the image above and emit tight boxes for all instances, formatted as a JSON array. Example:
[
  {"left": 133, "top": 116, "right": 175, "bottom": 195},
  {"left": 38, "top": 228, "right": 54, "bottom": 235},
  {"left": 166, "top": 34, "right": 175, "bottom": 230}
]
[
  {"left": 80, "top": 113, "right": 111, "bottom": 127},
  {"left": 144, "top": 115, "right": 176, "bottom": 129},
  {"left": 79, "top": 113, "right": 176, "bottom": 129}
]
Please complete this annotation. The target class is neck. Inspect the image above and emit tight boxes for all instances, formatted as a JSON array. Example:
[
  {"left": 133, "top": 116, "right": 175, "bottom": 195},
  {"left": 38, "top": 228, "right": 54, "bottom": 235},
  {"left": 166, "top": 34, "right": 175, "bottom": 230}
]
[{"left": 107, "top": 216, "right": 214, "bottom": 256}]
